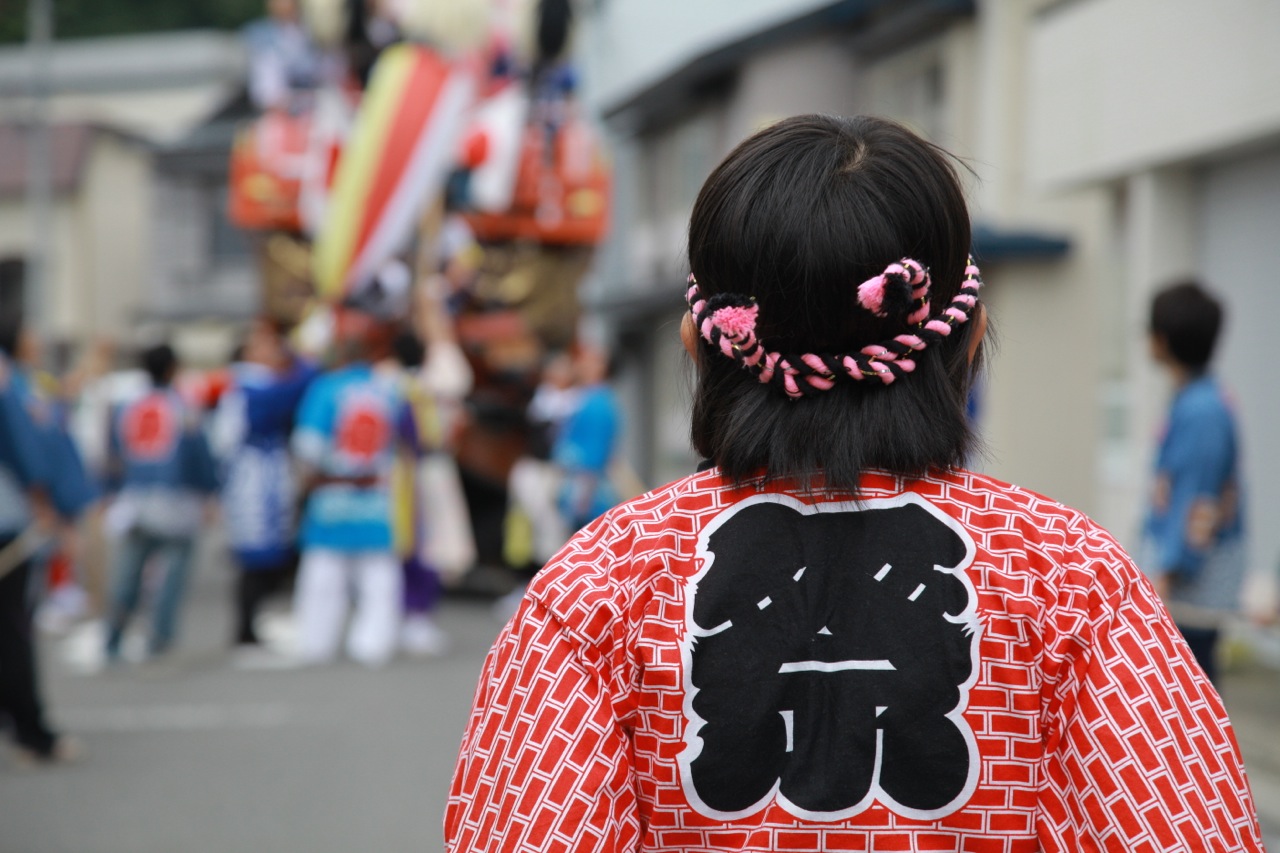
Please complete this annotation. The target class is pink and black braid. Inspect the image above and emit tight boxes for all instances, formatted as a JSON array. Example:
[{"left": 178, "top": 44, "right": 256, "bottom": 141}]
[{"left": 686, "top": 257, "right": 983, "bottom": 400}]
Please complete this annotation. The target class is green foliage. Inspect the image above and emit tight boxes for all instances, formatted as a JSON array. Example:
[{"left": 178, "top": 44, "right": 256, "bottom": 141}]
[{"left": 0, "top": 0, "right": 267, "bottom": 44}]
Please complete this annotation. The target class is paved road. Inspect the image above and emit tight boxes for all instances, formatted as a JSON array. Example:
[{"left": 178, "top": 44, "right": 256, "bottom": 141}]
[
  {"left": 4, "top": 548, "right": 1279, "bottom": 852},
  {"left": 1, "top": 551, "right": 506, "bottom": 853}
]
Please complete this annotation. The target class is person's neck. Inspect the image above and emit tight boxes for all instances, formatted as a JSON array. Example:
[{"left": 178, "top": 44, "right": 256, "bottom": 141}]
[{"left": 1171, "top": 365, "right": 1207, "bottom": 390}]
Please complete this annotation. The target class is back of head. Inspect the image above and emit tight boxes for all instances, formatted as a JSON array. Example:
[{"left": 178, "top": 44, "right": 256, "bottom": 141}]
[
  {"left": 141, "top": 343, "right": 178, "bottom": 388},
  {"left": 687, "top": 114, "right": 982, "bottom": 491},
  {"left": 391, "top": 328, "right": 426, "bottom": 369},
  {"left": 0, "top": 307, "right": 23, "bottom": 360},
  {"left": 1149, "top": 280, "right": 1223, "bottom": 372},
  {"left": 333, "top": 307, "right": 397, "bottom": 365}
]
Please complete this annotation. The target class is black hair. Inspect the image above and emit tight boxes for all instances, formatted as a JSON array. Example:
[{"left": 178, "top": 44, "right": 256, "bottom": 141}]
[
  {"left": 688, "top": 114, "right": 983, "bottom": 492},
  {"left": 140, "top": 343, "right": 178, "bottom": 388},
  {"left": 1149, "top": 280, "right": 1223, "bottom": 372},
  {"left": 0, "top": 312, "right": 21, "bottom": 358},
  {"left": 391, "top": 328, "right": 426, "bottom": 369}
]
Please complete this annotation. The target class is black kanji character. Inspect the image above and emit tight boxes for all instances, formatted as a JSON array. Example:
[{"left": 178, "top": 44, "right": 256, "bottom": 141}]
[{"left": 682, "top": 497, "right": 979, "bottom": 819}]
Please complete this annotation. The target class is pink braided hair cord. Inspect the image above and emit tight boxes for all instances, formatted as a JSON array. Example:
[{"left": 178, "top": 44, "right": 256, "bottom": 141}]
[{"left": 686, "top": 257, "right": 983, "bottom": 399}]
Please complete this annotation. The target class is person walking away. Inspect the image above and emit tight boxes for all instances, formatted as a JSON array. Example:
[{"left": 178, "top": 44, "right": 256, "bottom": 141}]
[
  {"left": 446, "top": 115, "right": 1263, "bottom": 851},
  {"left": 213, "top": 318, "right": 318, "bottom": 656},
  {"left": 103, "top": 343, "right": 220, "bottom": 663},
  {"left": 1140, "top": 281, "right": 1245, "bottom": 685},
  {"left": 291, "top": 307, "right": 415, "bottom": 666}
]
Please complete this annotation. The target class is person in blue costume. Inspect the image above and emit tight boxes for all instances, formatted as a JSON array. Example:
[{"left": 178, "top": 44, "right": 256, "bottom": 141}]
[
  {"left": 214, "top": 318, "right": 318, "bottom": 649},
  {"left": 243, "top": 0, "right": 325, "bottom": 113},
  {"left": 103, "top": 343, "right": 220, "bottom": 662},
  {"left": 0, "top": 320, "right": 87, "bottom": 765},
  {"left": 553, "top": 344, "right": 621, "bottom": 532},
  {"left": 1140, "top": 280, "right": 1245, "bottom": 684},
  {"left": 291, "top": 307, "right": 416, "bottom": 667}
]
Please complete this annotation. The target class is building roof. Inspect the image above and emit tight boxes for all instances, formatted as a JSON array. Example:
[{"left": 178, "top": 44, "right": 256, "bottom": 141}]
[
  {"left": 0, "top": 30, "right": 245, "bottom": 98},
  {"left": 0, "top": 122, "right": 94, "bottom": 198},
  {"left": 0, "top": 30, "right": 247, "bottom": 144},
  {"left": 596, "top": 0, "right": 975, "bottom": 131},
  {"left": 0, "top": 120, "right": 151, "bottom": 198}
]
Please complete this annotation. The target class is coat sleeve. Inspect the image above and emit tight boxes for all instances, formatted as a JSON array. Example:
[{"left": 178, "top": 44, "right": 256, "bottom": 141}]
[
  {"left": 0, "top": 380, "right": 49, "bottom": 489},
  {"left": 446, "top": 595, "right": 641, "bottom": 853},
  {"left": 1038, "top": 577, "right": 1263, "bottom": 850}
]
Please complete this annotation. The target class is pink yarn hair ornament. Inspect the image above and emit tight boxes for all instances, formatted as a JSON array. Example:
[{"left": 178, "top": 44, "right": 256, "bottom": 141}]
[
  {"left": 710, "top": 304, "right": 758, "bottom": 341},
  {"left": 856, "top": 259, "right": 930, "bottom": 318},
  {"left": 687, "top": 257, "right": 982, "bottom": 399},
  {"left": 857, "top": 275, "right": 890, "bottom": 316}
]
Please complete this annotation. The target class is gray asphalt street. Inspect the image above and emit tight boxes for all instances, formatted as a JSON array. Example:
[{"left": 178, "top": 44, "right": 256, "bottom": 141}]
[
  {"left": 1, "top": 546, "right": 506, "bottom": 853},
  {"left": 3, "top": 544, "right": 1279, "bottom": 853}
]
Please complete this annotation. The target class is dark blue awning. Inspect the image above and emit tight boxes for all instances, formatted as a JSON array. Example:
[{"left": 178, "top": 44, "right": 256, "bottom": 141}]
[{"left": 972, "top": 223, "right": 1071, "bottom": 261}]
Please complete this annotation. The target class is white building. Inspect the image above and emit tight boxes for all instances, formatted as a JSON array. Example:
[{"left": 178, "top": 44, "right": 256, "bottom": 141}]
[
  {"left": 579, "top": 0, "right": 1280, "bottom": 602},
  {"left": 0, "top": 30, "right": 254, "bottom": 364}
]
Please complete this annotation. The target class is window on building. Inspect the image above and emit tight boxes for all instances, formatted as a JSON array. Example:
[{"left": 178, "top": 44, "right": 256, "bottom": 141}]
[{"left": 208, "top": 179, "right": 253, "bottom": 264}]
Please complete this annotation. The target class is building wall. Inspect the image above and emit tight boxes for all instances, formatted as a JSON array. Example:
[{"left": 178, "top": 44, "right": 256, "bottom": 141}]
[
  {"left": 0, "top": 31, "right": 246, "bottom": 145},
  {"left": 18, "top": 135, "right": 154, "bottom": 345},
  {"left": 77, "top": 133, "right": 151, "bottom": 339},
  {"left": 723, "top": 34, "right": 863, "bottom": 141},
  {"left": 581, "top": 0, "right": 842, "bottom": 109},
  {"left": 0, "top": 194, "right": 86, "bottom": 342},
  {"left": 954, "top": 3, "right": 1117, "bottom": 524},
  {"left": 1027, "top": 0, "right": 1280, "bottom": 187},
  {"left": 0, "top": 30, "right": 253, "bottom": 358}
]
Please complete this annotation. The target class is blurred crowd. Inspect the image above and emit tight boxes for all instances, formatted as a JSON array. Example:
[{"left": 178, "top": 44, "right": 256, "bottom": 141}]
[
  {"left": 0, "top": 242, "right": 626, "bottom": 764},
  {"left": 0, "top": 0, "right": 607, "bottom": 768}
]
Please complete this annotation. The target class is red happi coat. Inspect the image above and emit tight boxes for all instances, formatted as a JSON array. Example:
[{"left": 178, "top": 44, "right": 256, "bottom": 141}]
[{"left": 447, "top": 469, "right": 1263, "bottom": 852}]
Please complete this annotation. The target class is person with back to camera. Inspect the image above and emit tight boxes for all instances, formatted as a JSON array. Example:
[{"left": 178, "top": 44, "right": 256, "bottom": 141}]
[
  {"left": 290, "top": 304, "right": 416, "bottom": 667},
  {"left": 212, "top": 317, "right": 318, "bottom": 659},
  {"left": 1140, "top": 281, "right": 1246, "bottom": 686},
  {"left": 445, "top": 116, "right": 1263, "bottom": 851},
  {"left": 102, "top": 343, "right": 220, "bottom": 664}
]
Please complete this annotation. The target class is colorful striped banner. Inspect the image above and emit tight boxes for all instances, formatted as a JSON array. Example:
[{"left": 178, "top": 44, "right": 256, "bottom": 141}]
[{"left": 313, "top": 43, "right": 477, "bottom": 301}]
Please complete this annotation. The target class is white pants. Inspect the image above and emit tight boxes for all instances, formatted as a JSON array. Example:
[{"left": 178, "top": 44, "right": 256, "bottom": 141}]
[{"left": 294, "top": 548, "right": 402, "bottom": 667}]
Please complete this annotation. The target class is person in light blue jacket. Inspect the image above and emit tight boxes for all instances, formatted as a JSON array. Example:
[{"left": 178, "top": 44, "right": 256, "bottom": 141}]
[
  {"left": 1141, "top": 281, "right": 1245, "bottom": 684},
  {"left": 103, "top": 343, "right": 219, "bottom": 662},
  {"left": 290, "top": 308, "right": 416, "bottom": 666}
]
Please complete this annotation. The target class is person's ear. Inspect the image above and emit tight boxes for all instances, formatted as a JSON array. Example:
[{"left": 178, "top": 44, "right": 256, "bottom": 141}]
[
  {"left": 1150, "top": 332, "right": 1171, "bottom": 365},
  {"left": 681, "top": 312, "right": 699, "bottom": 359},
  {"left": 966, "top": 302, "right": 987, "bottom": 365}
]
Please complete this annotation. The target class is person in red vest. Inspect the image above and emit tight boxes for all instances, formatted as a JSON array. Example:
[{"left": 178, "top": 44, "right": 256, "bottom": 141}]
[{"left": 447, "top": 115, "right": 1264, "bottom": 851}]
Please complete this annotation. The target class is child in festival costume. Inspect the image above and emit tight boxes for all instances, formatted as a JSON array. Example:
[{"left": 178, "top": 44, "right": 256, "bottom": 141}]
[
  {"left": 446, "top": 116, "right": 1263, "bottom": 851},
  {"left": 291, "top": 305, "right": 415, "bottom": 666},
  {"left": 103, "top": 344, "right": 220, "bottom": 662},
  {"left": 214, "top": 318, "right": 318, "bottom": 652}
]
